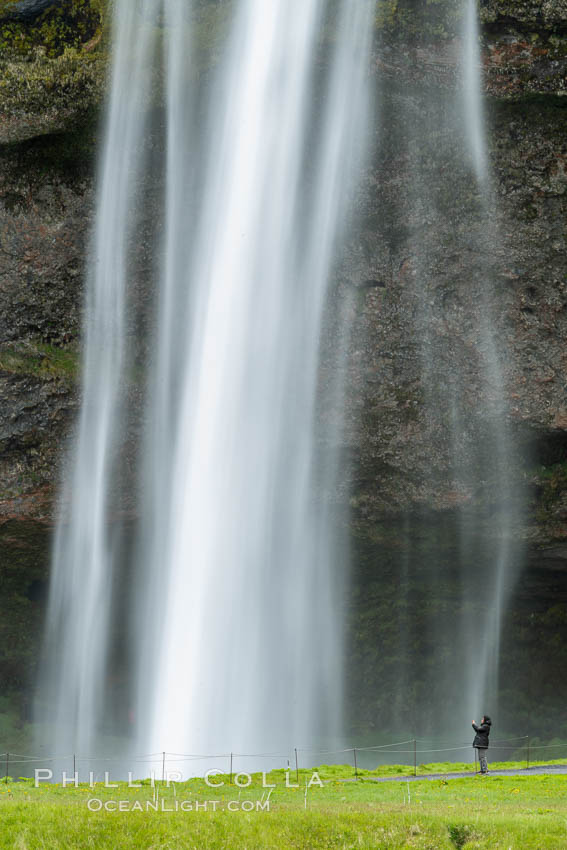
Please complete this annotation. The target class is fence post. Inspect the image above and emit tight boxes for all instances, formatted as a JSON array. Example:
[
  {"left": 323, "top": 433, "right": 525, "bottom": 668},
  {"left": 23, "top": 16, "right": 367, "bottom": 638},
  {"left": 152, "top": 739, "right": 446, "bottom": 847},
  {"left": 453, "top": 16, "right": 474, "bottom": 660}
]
[
  {"left": 295, "top": 748, "right": 299, "bottom": 784},
  {"left": 353, "top": 748, "right": 358, "bottom": 781},
  {"left": 162, "top": 752, "right": 166, "bottom": 783},
  {"left": 229, "top": 752, "right": 233, "bottom": 785},
  {"left": 527, "top": 737, "right": 530, "bottom": 770},
  {"left": 5, "top": 752, "right": 8, "bottom": 784},
  {"left": 413, "top": 740, "right": 417, "bottom": 777},
  {"left": 73, "top": 754, "right": 76, "bottom": 778}
]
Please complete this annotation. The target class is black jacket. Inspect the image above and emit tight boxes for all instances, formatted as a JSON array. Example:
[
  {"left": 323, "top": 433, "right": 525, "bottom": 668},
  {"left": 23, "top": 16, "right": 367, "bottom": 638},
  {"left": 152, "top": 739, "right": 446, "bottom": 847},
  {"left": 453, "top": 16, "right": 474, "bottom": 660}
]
[{"left": 472, "top": 718, "right": 492, "bottom": 748}]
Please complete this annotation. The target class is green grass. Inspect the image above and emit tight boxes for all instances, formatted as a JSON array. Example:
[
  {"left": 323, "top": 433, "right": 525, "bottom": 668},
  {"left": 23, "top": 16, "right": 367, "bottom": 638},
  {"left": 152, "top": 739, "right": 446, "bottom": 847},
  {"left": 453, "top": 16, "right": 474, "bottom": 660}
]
[
  {"left": 0, "top": 341, "right": 79, "bottom": 383},
  {"left": 1, "top": 764, "right": 567, "bottom": 848},
  {"left": 315, "top": 757, "right": 567, "bottom": 779}
]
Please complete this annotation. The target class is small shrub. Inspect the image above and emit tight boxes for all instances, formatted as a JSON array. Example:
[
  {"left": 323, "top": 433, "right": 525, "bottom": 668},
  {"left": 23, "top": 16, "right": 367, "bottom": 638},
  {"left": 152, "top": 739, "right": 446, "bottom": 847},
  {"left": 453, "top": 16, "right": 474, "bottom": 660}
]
[{"left": 448, "top": 824, "right": 473, "bottom": 849}]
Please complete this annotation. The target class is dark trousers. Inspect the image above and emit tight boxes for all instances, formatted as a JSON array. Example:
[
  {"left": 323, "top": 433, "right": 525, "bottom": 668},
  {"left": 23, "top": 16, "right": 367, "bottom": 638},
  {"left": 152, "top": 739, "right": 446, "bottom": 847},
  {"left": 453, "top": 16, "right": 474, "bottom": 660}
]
[{"left": 476, "top": 747, "right": 488, "bottom": 773}]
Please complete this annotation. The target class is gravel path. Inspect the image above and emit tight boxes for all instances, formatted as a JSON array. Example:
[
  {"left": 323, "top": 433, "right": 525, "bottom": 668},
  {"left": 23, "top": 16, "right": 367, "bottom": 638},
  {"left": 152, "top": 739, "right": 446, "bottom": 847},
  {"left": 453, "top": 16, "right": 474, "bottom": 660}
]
[{"left": 351, "top": 765, "right": 567, "bottom": 783}]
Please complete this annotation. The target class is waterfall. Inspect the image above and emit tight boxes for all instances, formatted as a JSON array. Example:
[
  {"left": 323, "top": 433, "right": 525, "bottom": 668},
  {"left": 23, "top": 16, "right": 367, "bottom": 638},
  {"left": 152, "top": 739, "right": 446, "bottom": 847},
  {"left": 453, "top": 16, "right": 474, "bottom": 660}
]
[
  {"left": 370, "top": 0, "right": 527, "bottom": 737},
  {"left": 36, "top": 0, "right": 163, "bottom": 755},
  {"left": 463, "top": 0, "right": 487, "bottom": 183},
  {"left": 460, "top": 0, "right": 525, "bottom": 722},
  {"left": 37, "top": 0, "right": 373, "bottom": 763}
]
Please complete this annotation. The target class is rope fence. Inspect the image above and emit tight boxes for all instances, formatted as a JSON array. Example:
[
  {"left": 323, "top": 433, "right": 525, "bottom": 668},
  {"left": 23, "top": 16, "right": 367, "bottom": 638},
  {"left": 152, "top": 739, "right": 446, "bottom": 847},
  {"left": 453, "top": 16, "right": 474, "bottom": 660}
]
[{"left": 2, "top": 734, "right": 566, "bottom": 782}]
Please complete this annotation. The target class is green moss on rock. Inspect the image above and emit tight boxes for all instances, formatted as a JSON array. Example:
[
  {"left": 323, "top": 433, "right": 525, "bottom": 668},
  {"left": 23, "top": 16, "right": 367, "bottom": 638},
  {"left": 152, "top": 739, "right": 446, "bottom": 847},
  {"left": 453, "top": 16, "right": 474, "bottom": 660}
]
[
  {"left": 0, "top": 341, "right": 79, "bottom": 384},
  {"left": 0, "top": 0, "right": 107, "bottom": 143},
  {"left": 0, "top": 0, "right": 105, "bottom": 58},
  {"left": 0, "top": 47, "right": 106, "bottom": 143}
]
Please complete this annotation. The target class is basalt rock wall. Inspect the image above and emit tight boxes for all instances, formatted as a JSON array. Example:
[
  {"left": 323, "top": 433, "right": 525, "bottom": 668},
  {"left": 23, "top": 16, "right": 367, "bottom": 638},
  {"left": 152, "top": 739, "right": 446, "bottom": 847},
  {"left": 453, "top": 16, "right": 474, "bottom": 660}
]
[{"left": 336, "top": 1, "right": 567, "bottom": 734}]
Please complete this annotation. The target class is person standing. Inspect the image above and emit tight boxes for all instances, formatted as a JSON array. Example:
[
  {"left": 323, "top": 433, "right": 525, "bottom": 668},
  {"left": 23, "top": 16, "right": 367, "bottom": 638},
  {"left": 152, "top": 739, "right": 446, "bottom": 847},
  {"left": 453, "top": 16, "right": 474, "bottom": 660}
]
[{"left": 472, "top": 716, "right": 492, "bottom": 775}]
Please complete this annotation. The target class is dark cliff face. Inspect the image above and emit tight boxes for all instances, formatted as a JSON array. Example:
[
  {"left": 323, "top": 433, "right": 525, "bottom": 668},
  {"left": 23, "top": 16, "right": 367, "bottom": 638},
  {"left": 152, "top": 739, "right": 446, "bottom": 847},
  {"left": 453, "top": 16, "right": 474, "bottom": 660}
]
[
  {"left": 0, "top": 124, "right": 94, "bottom": 521},
  {"left": 0, "top": 0, "right": 104, "bottom": 534},
  {"left": 0, "top": 3, "right": 563, "bottom": 519},
  {"left": 330, "top": 6, "right": 567, "bottom": 538},
  {"left": 0, "top": 1, "right": 566, "bottom": 734},
  {"left": 330, "top": 3, "right": 567, "bottom": 734},
  {"left": 342, "top": 94, "right": 567, "bottom": 519}
]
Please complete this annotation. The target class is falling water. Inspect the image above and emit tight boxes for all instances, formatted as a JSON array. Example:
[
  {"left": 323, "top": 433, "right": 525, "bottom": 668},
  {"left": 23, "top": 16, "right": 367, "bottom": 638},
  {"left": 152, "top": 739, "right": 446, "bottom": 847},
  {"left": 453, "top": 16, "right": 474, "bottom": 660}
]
[
  {"left": 431, "top": 0, "right": 525, "bottom": 728},
  {"left": 38, "top": 0, "right": 373, "bottom": 763},
  {"left": 460, "top": 0, "right": 525, "bottom": 721},
  {"left": 463, "top": 0, "right": 486, "bottom": 183},
  {"left": 366, "top": 0, "right": 526, "bottom": 738},
  {"left": 37, "top": 0, "right": 162, "bottom": 755}
]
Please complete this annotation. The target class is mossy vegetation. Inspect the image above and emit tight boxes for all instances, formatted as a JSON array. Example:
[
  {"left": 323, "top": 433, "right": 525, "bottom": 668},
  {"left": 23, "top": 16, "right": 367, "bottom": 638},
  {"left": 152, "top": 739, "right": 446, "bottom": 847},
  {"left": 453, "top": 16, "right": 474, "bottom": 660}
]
[
  {"left": 0, "top": 47, "right": 104, "bottom": 112},
  {"left": 0, "top": 0, "right": 107, "bottom": 143},
  {"left": 0, "top": 0, "right": 105, "bottom": 57},
  {"left": 0, "top": 341, "right": 79, "bottom": 383},
  {"left": 0, "top": 47, "right": 106, "bottom": 143}
]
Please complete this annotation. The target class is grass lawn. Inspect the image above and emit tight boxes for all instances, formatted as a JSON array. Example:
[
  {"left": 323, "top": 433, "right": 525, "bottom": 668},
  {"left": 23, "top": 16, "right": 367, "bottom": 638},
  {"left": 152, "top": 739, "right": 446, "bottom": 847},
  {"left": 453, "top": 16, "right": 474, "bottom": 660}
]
[{"left": 1, "top": 763, "right": 566, "bottom": 849}]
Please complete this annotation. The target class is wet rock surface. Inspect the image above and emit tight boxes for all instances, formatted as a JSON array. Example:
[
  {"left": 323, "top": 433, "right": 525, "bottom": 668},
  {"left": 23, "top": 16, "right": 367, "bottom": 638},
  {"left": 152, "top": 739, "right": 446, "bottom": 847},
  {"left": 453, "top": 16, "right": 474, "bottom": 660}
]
[
  {"left": 481, "top": 0, "right": 567, "bottom": 29},
  {"left": 0, "top": 126, "right": 93, "bottom": 519},
  {"left": 338, "top": 93, "right": 567, "bottom": 519}
]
